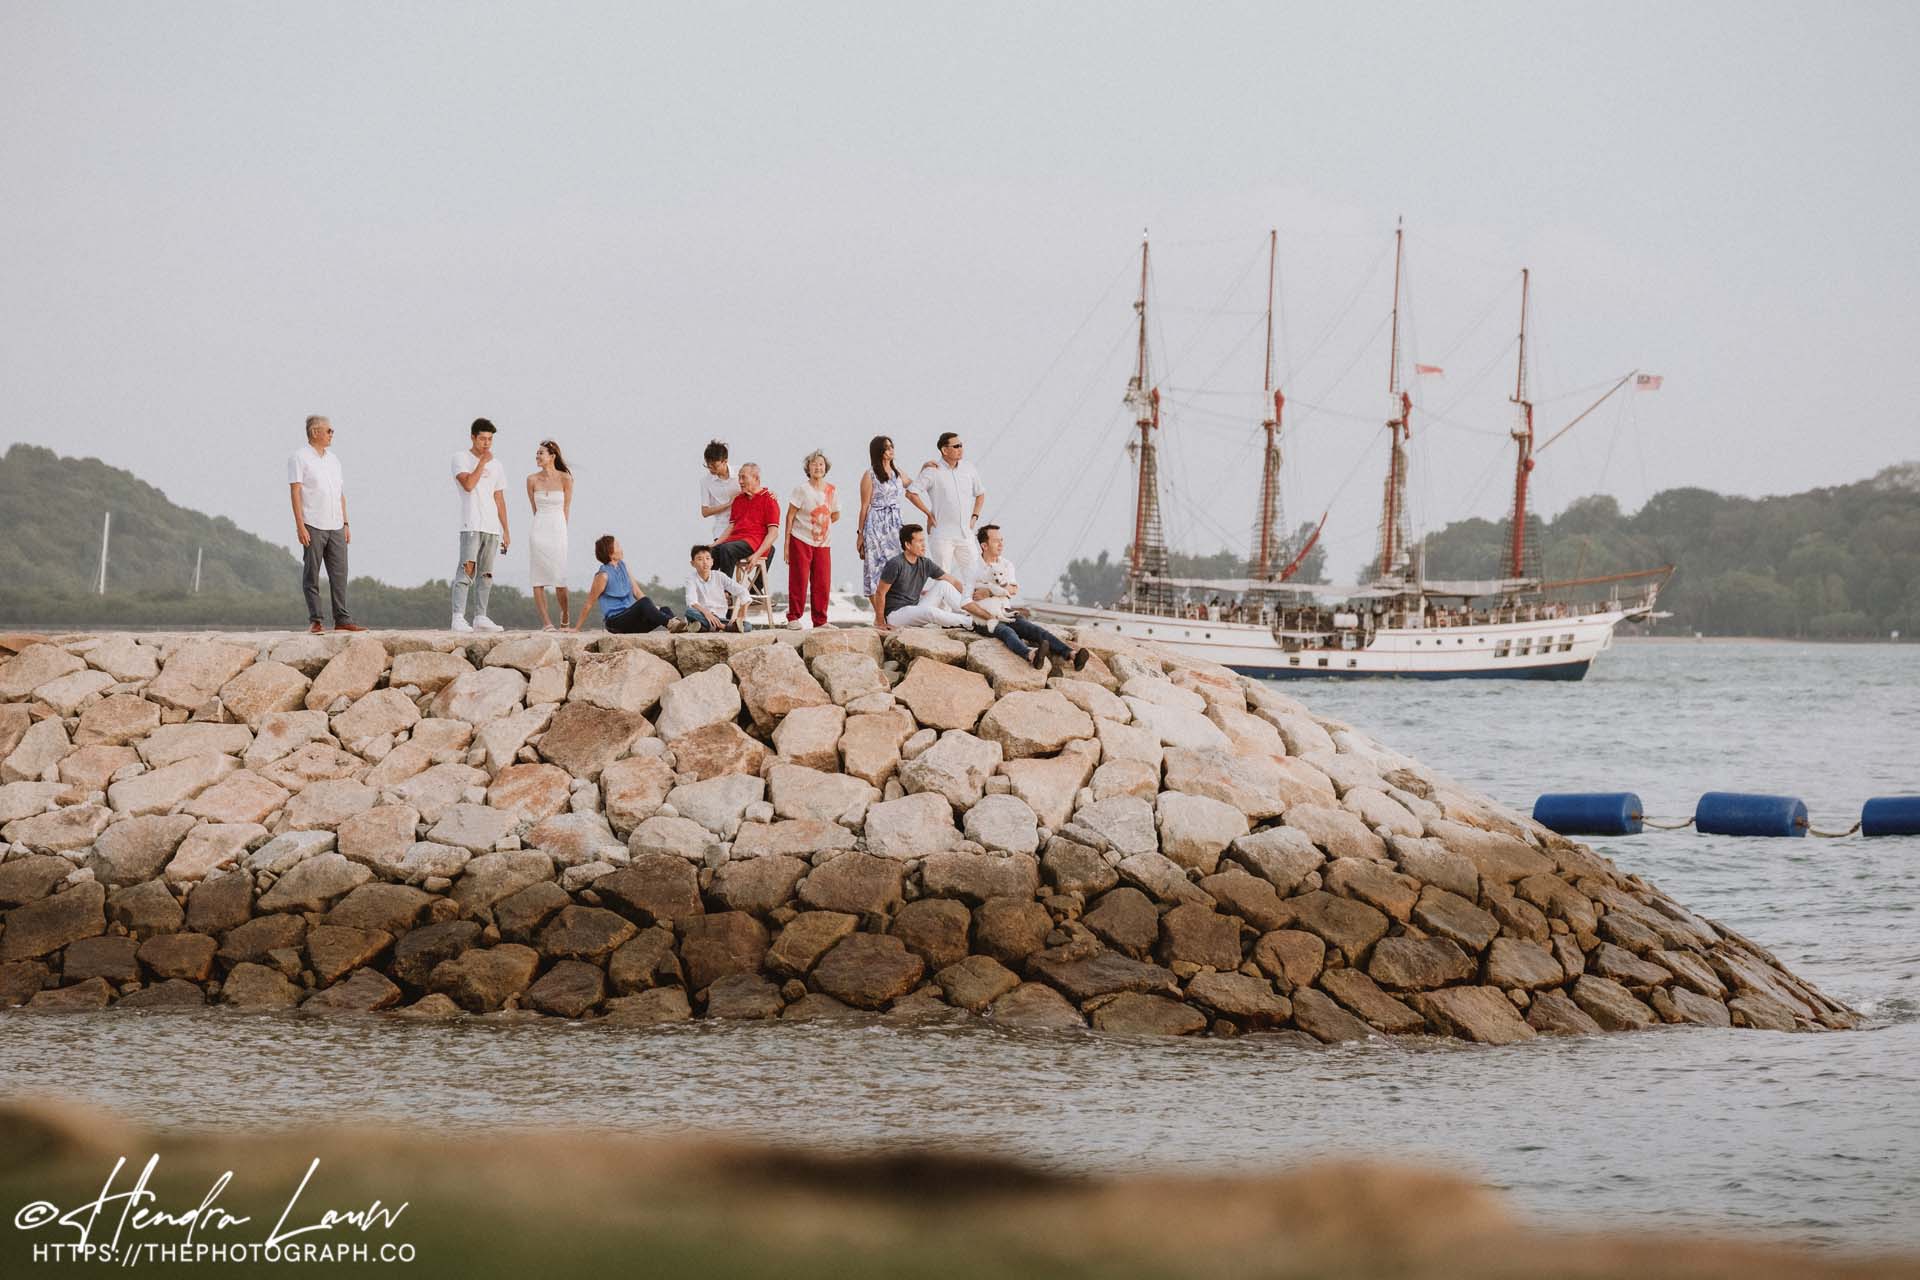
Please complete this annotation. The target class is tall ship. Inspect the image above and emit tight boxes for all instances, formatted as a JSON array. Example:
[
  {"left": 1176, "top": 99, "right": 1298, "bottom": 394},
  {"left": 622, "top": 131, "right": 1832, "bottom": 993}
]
[{"left": 1029, "top": 227, "right": 1670, "bottom": 680}]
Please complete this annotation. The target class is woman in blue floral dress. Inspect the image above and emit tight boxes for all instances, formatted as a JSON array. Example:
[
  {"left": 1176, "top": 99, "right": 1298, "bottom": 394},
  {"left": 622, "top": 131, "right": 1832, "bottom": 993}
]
[{"left": 856, "top": 435, "right": 906, "bottom": 599}]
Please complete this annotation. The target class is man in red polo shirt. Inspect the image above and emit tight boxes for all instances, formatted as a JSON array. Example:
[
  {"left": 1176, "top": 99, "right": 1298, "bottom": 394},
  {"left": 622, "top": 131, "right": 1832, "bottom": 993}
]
[{"left": 709, "top": 462, "right": 782, "bottom": 577}]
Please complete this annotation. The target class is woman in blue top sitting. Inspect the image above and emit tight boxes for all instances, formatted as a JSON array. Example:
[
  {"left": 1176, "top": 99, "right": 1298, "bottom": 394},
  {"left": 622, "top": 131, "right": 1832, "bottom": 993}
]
[{"left": 571, "top": 534, "right": 682, "bottom": 633}]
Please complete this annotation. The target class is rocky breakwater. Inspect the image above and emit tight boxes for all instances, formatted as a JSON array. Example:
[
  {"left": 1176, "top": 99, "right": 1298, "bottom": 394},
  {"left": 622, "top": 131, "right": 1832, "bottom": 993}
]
[{"left": 0, "top": 627, "right": 1857, "bottom": 1040}]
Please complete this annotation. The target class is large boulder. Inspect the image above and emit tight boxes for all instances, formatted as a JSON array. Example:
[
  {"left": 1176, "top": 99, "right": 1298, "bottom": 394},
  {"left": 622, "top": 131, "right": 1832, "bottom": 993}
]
[
  {"left": 1161, "top": 748, "right": 1291, "bottom": 822},
  {"left": 666, "top": 722, "right": 769, "bottom": 781},
  {"left": 977, "top": 689, "right": 1095, "bottom": 759},
  {"left": 728, "top": 644, "right": 831, "bottom": 731},
  {"left": 771, "top": 704, "right": 847, "bottom": 771},
  {"left": 666, "top": 772, "right": 765, "bottom": 838},
  {"left": 893, "top": 657, "right": 995, "bottom": 731},
  {"left": 1155, "top": 792, "right": 1249, "bottom": 874},
  {"left": 486, "top": 763, "right": 575, "bottom": 823},
  {"left": 811, "top": 933, "right": 924, "bottom": 1009},
  {"left": 767, "top": 763, "right": 877, "bottom": 826},
  {"left": 217, "top": 661, "right": 311, "bottom": 727},
  {"left": 862, "top": 792, "right": 961, "bottom": 859},
  {"left": 538, "top": 702, "right": 652, "bottom": 780},
  {"left": 898, "top": 731, "right": 1002, "bottom": 809},
  {"left": 653, "top": 663, "right": 741, "bottom": 742},
  {"left": 430, "top": 666, "right": 528, "bottom": 723},
  {"left": 569, "top": 648, "right": 679, "bottom": 713},
  {"left": 107, "top": 753, "right": 238, "bottom": 822},
  {"left": 145, "top": 640, "right": 257, "bottom": 710},
  {"left": 74, "top": 694, "right": 162, "bottom": 747},
  {"left": 998, "top": 743, "right": 1099, "bottom": 830}
]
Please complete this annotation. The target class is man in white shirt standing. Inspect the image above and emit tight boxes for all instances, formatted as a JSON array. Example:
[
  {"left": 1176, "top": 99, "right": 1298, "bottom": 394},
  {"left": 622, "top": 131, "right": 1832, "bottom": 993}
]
[
  {"left": 698, "top": 439, "right": 739, "bottom": 542},
  {"left": 907, "top": 431, "right": 985, "bottom": 577},
  {"left": 451, "top": 418, "right": 511, "bottom": 633},
  {"left": 287, "top": 415, "right": 364, "bottom": 635}
]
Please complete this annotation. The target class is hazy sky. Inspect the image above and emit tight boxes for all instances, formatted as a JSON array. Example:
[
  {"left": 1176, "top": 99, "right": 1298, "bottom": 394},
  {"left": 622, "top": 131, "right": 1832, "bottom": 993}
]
[{"left": 4, "top": 2, "right": 1916, "bottom": 598}]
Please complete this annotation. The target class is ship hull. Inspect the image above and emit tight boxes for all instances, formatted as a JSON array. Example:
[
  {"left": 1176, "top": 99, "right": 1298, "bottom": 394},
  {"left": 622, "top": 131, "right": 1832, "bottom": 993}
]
[{"left": 1026, "top": 601, "right": 1629, "bottom": 681}]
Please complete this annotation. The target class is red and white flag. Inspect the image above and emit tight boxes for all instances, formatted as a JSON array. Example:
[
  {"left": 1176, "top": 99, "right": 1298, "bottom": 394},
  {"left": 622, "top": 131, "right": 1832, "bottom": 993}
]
[
  {"left": 1414, "top": 363, "right": 1444, "bottom": 376},
  {"left": 1635, "top": 373, "right": 1664, "bottom": 390}
]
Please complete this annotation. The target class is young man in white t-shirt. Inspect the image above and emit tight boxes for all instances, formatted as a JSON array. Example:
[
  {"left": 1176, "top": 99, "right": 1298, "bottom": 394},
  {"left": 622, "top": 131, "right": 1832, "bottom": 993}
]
[
  {"left": 450, "top": 418, "right": 511, "bottom": 632},
  {"left": 286, "top": 415, "right": 365, "bottom": 634},
  {"left": 683, "top": 544, "right": 751, "bottom": 632},
  {"left": 699, "top": 440, "right": 740, "bottom": 543}
]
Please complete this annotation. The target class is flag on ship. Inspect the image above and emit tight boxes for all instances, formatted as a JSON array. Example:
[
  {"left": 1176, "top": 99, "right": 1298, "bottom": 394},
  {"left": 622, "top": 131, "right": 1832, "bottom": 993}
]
[
  {"left": 1635, "top": 373, "right": 1664, "bottom": 390},
  {"left": 1415, "top": 364, "right": 1444, "bottom": 376}
]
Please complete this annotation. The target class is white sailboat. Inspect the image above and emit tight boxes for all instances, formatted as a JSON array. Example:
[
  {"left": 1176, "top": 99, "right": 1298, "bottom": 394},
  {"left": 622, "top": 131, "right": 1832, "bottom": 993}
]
[{"left": 1029, "top": 228, "right": 1670, "bottom": 680}]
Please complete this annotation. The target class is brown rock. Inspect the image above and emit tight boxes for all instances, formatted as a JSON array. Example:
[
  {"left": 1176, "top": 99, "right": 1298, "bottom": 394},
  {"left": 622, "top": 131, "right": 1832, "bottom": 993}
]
[
  {"left": 1229, "top": 827, "right": 1325, "bottom": 896},
  {"left": 304, "top": 924, "right": 393, "bottom": 983},
  {"left": 74, "top": 694, "right": 162, "bottom": 747},
  {"left": 1026, "top": 947, "right": 1175, "bottom": 1002},
  {"left": 1156, "top": 902, "right": 1242, "bottom": 970},
  {"left": 487, "top": 762, "right": 577, "bottom": 821},
  {"left": 28, "top": 978, "right": 115, "bottom": 1011},
  {"left": 256, "top": 852, "right": 372, "bottom": 913},
  {"left": 986, "top": 981, "right": 1085, "bottom": 1028},
  {"left": 219, "top": 661, "right": 312, "bottom": 726},
  {"left": 1368, "top": 937, "right": 1475, "bottom": 992},
  {"left": 1570, "top": 974, "right": 1658, "bottom": 1030},
  {"left": 63, "top": 935, "right": 143, "bottom": 984},
  {"left": 732, "top": 819, "right": 857, "bottom": 859},
  {"left": 1409, "top": 986, "right": 1539, "bottom": 1044},
  {"left": 1652, "top": 985, "right": 1732, "bottom": 1027},
  {"left": 702, "top": 972, "right": 784, "bottom": 1019},
  {"left": 494, "top": 881, "right": 571, "bottom": 942},
  {"left": 538, "top": 703, "right": 652, "bottom": 780},
  {"left": 1088, "top": 991, "right": 1207, "bottom": 1035},
  {"left": 302, "top": 968, "right": 403, "bottom": 1013},
  {"left": 1276, "top": 890, "right": 1388, "bottom": 965},
  {"left": 1525, "top": 988, "right": 1604, "bottom": 1036},
  {"left": 184, "top": 871, "right": 254, "bottom": 934},
  {"left": 1728, "top": 990, "right": 1802, "bottom": 1031},
  {"left": 305, "top": 635, "right": 389, "bottom": 711},
  {"left": 1483, "top": 884, "right": 1551, "bottom": 943},
  {"left": 893, "top": 657, "right": 995, "bottom": 731},
  {"left": 1288, "top": 987, "right": 1383, "bottom": 1043},
  {"left": 217, "top": 914, "right": 308, "bottom": 966},
  {"left": 1083, "top": 887, "right": 1160, "bottom": 959},
  {"left": 706, "top": 855, "right": 806, "bottom": 916},
  {"left": 220, "top": 962, "right": 303, "bottom": 1009},
  {"left": 449, "top": 850, "right": 557, "bottom": 915},
  {"left": 146, "top": 639, "right": 255, "bottom": 710},
  {"left": 1323, "top": 857, "right": 1420, "bottom": 922},
  {"left": 679, "top": 911, "right": 769, "bottom": 990},
  {"left": 1196, "top": 868, "right": 1289, "bottom": 931},
  {"left": 136, "top": 931, "right": 218, "bottom": 982},
  {"left": 811, "top": 933, "right": 925, "bottom": 1009},
  {"left": 182, "top": 771, "right": 290, "bottom": 826},
  {"left": 1185, "top": 971, "right": 1292, "bottom": 1027},
  {"left": 326, "top": 883, "right": 433, "bottom": 935},
  {"left": 429, "top": 943, "right": 541, "bottom": 1011},
  {"left": 599, "top": 755, "right": 677, "bottom": 834},
  {"left": 57, "top": 744, "right": 139, "bottom": 792},
  {"left": 1319, "top": 967, "right": 1427, "bottom": 1034},
  {"left": 918, "top": 851, "right": 1041, "bottom": 905},
  {"left": 796, "top": 852, "right": 904, "bottom": 917},
  {"left": 116, "top": 979, "right": 207, "bottom": 1009},
  {"left": 766, "top": 912, "right": 857, "bottom": 978},
  {"left": 1592, "top": 942, "right": 1674, "bottom": 989},
  {"left": 90, "top": 815, "right": 196, "bottom": 886},
  {"left": 1251, "top": 929, "right": 1326, "bottom": 991},
  {"left": 526, "top": 960, "right": 606, "bottom": 1018},
  {"left": 538, "top": 905, "right": 638, "bottom": 961},
  {"left": 1427, "top": 820, "right": 1556, "bottom": 886},
  {"left": 667, "top": 723, "right": 769, "bottom": 781},
  {"left": 971, "top": 897, "right": 1052, "bottom": 967},
  {"left": 1042, "top": 838, "right": 1118, "bottom": 896},
  {"left": 1, "top": 882, "right": 105, "bottom": 961},
  {"left": 601, "top": 986, "right": 693, "bottom": 1026},
  {"left": 935, "top": 954, "right": 1022, "bottom": 1012},
  {"left": 888, "top": 898, "right": 972, "bottom": 970},
  {"left": 728, "top": 643, "right": 831, "bottom": 731},
  {"left": 1411, "top": 886, "right": 1500, "bottom": 953},
  {"left": 0, "top": 853, "right": 73, "bottom": 907},
  {"left": 1284, "top": 804, "right": 1388, "bottom": 861},
  {"left": 607, "top": 926, "right": 681, "bottom": 992},
  {"left": 1484, "top": 938, "right": 1564, "bottom": 990}
]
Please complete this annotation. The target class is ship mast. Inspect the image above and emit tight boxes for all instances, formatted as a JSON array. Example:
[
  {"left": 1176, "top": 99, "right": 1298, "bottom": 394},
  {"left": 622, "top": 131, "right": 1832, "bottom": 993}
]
[
  {"left": 1252, "top": 229, "right": 1286, "bottom": 580},
  {"left": 1374, "top": 220, "right": 1413, "bottom": 582},
  {"left": 1507, "top": 268, "right": 1536, "bottom": 579},
  {"left": 1125, "top": 235, "right": 1171, "bottom": 612}
]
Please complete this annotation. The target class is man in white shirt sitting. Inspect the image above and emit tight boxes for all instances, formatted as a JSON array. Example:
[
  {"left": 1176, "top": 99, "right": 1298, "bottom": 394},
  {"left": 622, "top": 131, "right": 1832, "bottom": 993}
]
[
  {"left": 966, "top": 524, "right": 1089, "bottom": 671},
  {"left": 906, "top": 431, "right": 985, "bottom": 576},
  {"left": 286, "top": 415, "right": 365, "bottom": 635},
  {"left": 683, "top": 544, "right": 752, "bottom": 632}
]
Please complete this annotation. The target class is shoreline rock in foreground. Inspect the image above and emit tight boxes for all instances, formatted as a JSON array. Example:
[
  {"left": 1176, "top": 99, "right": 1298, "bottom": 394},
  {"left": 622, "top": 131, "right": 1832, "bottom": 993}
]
[{"left": 0, "top": 627, "right": 1857, "bottom": 1039}]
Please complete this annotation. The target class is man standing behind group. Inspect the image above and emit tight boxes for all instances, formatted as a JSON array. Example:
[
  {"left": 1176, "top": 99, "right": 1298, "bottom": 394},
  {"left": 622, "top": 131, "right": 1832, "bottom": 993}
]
[
  {"left": 451, "top": 418, "right": 510, "bottom": 633},
  {"left": 698, "top": 439, "right": 738, "bottom": 542},
  {"left": 709, "top": 462, "right": 781, "bottom": 578},
  {"left": 287, "top": 415, "right": 364, "bottom": 634},
  {"left": 907, "top": 431, "right": 985, "bottom": 576}
]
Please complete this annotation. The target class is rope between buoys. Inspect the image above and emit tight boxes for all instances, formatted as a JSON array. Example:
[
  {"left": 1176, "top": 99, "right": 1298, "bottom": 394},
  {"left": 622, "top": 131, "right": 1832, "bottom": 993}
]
[
  {"left": 1640, "top": 816, "right": 1696, "bottom": 830},
  {"left": 1809, "top": 821, "right": 1863, "bottom": 839}
]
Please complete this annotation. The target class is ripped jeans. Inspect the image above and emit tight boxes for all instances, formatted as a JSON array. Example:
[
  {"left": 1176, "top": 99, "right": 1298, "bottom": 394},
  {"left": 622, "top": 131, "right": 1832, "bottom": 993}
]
[{"left": 452, "top": 530, "right": 500, "bottom": 622}]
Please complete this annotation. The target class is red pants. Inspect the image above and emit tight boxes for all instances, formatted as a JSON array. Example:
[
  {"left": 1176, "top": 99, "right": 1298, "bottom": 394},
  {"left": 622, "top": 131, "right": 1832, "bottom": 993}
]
[{"left": 786, "top": 539, "right": 830, "bottom": 626}]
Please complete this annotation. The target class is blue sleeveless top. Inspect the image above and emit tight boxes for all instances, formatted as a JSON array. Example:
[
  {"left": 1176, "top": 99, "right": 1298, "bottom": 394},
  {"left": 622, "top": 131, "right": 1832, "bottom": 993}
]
[{"left": 600, "top": 559, "right": 637, "bottom": 618}]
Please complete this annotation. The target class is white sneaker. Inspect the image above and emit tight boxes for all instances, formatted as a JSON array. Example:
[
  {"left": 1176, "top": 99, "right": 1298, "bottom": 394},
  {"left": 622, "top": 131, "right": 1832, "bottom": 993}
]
[
  {"left": 451, "top": 614, "right": 474, "bottom": 633},
  {"left": 785, "top": 618, "right": 805, "bottom": 630},
  {"left": 472, "top": 616, "right": 503, "bottom": 632}
]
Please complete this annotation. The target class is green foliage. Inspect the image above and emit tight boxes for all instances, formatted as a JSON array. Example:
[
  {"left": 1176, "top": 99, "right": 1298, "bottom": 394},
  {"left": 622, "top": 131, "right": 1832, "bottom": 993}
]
[
  {"left": 0, "top": 444, "right": 679, "bottom": 627},
  {"left": 1418, "top": 465, "right": 1920, "bottom": 637}
]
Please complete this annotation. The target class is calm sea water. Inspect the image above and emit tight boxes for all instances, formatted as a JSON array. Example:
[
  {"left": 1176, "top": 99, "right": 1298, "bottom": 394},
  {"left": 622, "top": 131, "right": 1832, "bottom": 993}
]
[{"left": 2, "top": 640, "right": 1916, "bottom": 1247}]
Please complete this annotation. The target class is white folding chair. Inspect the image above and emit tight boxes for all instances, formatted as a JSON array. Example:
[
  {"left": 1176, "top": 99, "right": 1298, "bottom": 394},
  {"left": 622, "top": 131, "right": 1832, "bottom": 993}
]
[{"left": 732, "top": 558, "right": 777, "bottom": 631}]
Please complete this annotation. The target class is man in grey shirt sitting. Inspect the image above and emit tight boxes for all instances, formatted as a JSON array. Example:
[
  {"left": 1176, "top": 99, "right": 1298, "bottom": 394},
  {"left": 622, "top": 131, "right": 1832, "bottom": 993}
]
[{"left": 872, "top": 524, "right": 977, "bottom": 630}]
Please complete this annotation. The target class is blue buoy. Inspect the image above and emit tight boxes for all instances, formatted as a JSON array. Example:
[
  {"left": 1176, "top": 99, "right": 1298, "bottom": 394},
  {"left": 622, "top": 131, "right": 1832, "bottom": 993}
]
[
  {"left": 1694, "top": 792, "right": 1808, "bottom": 838},
  {"left": 1862, "top": 796, "right": 1920, "bottom": 837},
  {"left": 1533, "top": 792, "right": 1644, "bottom": 836}
]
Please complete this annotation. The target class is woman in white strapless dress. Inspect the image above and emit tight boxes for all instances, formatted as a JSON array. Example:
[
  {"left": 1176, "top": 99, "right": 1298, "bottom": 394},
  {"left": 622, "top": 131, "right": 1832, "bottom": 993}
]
[{"left": 526, "top": 440, "right": 574, "bottom": 629}]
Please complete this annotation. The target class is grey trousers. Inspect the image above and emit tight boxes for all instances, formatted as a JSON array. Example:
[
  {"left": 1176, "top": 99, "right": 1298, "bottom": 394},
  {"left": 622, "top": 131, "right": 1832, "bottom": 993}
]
[
  {"left": 452, "top": 530, "right": 500, "bottom": 621},
  {"left": 302, "top": 525, "right": 352, "bottom": 625}
]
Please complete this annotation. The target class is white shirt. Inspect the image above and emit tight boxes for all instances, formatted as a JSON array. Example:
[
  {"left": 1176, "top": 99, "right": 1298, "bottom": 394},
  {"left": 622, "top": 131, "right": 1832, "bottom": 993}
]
[
  {"left": 700, "top": 470, "right": 740, "bottom": 540},
  {"left": 685, "top": 568, "right": 749, "bottom": 615},
  {"left": 451, "top": 450, "right": 506, "bottom": 534},
  {"left": 908, "top": 459, "right": 984, "bottom": 535},
  {"left": 286, "top": 445, "right": 344, "bottom": 530},
  {"left": 965, "top": 554, "right": 1019, "bottom": 619}
]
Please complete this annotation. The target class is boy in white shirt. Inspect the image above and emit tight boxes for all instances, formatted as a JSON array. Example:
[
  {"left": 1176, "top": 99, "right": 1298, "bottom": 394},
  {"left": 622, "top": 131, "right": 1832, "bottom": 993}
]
[
  {"left": 683, "top": 544, "right": 752, "bottom": 632},
  {"left": 699, "top": 440, "right": 740, "bottom": 542}
]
